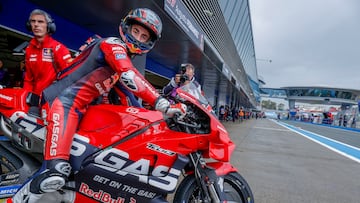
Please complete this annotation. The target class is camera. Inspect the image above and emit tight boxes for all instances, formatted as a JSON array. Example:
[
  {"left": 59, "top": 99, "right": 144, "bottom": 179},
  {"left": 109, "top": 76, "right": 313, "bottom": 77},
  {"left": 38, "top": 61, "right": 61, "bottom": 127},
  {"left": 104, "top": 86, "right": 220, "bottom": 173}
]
[{"left": 180, "top": 74, "right": 189, "bottom": 84}]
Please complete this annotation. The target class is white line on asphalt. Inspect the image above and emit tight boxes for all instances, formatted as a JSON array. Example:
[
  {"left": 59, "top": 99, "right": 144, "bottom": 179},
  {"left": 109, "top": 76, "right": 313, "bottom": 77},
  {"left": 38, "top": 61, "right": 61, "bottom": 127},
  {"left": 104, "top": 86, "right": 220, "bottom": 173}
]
[{"left": 253, "top": 126, "right": 291, "bottom": 132}]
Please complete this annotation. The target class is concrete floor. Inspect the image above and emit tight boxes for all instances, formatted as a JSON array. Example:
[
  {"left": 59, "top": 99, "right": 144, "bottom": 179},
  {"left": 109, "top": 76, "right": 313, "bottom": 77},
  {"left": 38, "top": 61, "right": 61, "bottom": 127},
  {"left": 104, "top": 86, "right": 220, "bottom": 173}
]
[{"left": 223, "top": 118, "right": 360, "bottom": 203}]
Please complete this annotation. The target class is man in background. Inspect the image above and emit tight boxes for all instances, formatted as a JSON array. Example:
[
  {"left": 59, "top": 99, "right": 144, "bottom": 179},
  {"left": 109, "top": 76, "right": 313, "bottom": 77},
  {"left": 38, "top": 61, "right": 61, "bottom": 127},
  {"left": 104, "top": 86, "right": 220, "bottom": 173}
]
[
  {"left": 23, "top": 9, "right": 72, "bottom": 116},
  {"left": 163, "top": 63, "right": 202, "bottom": 97}
]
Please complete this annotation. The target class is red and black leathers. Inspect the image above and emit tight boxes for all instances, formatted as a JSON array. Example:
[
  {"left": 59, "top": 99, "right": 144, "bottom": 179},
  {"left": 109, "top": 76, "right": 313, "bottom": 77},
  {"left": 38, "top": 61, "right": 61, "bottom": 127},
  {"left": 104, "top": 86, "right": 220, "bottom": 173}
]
[
  {"left": 23, "top": 35, "right": 72, "bottom": 96},
  {"left": 43, "top": 37, "right": 161, "bottom": 160}
]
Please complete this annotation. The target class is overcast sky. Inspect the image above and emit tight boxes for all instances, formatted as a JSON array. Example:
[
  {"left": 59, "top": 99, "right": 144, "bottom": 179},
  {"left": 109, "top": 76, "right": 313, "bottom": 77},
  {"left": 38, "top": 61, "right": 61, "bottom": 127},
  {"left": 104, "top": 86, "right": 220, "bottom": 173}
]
[{"left": 249, "top": 0, "right": 360, "bottom": 89}]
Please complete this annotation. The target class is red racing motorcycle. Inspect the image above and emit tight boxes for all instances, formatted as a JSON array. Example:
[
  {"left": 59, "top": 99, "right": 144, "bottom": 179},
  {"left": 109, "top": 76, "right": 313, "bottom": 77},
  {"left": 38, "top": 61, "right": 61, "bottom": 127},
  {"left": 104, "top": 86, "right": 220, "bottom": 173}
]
[{"left": 0, "top": 83, "right": 253, "bottom": 203}]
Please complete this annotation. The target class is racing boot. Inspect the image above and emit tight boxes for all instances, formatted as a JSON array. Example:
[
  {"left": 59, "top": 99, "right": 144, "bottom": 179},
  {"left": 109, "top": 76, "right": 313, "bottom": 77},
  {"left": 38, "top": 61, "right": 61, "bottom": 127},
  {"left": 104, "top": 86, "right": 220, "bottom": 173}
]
[{"left": 12, "top": 159, "right": 71, "bottom": 203}]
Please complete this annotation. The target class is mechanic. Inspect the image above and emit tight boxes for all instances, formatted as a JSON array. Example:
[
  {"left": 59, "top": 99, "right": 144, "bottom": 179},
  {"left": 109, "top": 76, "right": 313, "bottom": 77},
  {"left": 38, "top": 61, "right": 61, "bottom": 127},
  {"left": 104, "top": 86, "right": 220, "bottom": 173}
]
[{"left": 23, "top": 9, "right": 72, "bottom": 117}]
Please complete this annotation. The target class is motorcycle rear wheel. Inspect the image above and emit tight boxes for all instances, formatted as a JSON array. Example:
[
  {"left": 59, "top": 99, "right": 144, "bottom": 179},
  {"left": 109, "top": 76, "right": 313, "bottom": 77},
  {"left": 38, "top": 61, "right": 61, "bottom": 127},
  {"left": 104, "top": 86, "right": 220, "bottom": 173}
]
[{"left": 173, "top": 172, "right": 254, "bottom": 203}]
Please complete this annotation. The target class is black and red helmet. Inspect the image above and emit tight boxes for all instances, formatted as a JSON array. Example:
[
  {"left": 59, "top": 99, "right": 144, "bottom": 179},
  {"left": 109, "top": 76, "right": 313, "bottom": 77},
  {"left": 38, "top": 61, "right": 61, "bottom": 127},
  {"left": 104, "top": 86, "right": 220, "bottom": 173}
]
[{"left": 120, "top": 8, "right": 162, "bottom": 54}]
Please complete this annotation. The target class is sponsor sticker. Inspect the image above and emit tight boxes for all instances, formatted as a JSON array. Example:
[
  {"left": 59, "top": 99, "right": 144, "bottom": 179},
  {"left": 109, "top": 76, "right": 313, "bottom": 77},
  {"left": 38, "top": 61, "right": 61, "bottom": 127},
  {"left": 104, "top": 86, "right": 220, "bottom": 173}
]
[
  {"left": 79, "top": 182, "right": 128, "bottom": 203},
  {"left": 42, "top": 48, "right": 53, "bottom": 62},
  {"left": 115, "top": 53, "right": 127, "bottom": 60},
  {"left": 0, "top": 185, "right": 20, "bottom": 198}
]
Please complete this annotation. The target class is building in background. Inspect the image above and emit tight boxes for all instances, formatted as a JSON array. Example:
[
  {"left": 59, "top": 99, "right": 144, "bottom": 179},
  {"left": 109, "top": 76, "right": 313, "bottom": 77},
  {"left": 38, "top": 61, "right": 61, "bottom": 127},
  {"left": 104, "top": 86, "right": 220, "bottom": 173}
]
[{"left": 0, "top": 0, "right": 259, "bottom": 110}]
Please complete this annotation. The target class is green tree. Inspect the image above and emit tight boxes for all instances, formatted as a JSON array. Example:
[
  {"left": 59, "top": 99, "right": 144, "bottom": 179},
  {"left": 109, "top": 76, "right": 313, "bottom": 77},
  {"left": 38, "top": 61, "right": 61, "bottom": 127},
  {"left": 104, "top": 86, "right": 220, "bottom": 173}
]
[
  {"left": 278, "top": 103, "right": 285, "bottom": 111},
  {"left": 261, "top": 99, "right": 277, "bottom": 110}
]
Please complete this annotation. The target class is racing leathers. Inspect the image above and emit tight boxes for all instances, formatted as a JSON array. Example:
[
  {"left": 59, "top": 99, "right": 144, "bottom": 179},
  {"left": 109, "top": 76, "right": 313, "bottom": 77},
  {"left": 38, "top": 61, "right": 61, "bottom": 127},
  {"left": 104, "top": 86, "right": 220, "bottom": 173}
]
[
  {"left": 42, "top": 37, "right": 174, "bottom": 161},
  {"left": 10, "top": 36, "right": 185, "bottom": 201}
]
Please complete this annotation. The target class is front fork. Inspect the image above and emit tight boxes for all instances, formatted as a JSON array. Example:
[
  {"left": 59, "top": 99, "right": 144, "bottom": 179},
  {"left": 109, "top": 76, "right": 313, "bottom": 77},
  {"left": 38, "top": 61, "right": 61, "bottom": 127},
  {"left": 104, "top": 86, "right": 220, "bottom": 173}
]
[{"left": 189, "top": 152, "right": 226, "bottom": 203}]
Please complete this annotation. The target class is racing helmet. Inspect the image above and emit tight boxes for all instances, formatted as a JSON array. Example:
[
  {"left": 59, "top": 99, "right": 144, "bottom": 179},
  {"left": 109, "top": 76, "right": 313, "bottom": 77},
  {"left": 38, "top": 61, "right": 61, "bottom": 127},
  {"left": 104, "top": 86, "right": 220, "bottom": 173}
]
[{"left": 120, "top": 8, "right": 162, "bottom": 54}]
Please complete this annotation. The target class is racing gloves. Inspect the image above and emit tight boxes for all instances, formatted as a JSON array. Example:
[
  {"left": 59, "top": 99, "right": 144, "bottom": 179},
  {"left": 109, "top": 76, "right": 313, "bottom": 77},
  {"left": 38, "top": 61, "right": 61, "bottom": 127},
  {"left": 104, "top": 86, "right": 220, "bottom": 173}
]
[{"left": 155, "top": 97, "right": 187, "bottom": 118}]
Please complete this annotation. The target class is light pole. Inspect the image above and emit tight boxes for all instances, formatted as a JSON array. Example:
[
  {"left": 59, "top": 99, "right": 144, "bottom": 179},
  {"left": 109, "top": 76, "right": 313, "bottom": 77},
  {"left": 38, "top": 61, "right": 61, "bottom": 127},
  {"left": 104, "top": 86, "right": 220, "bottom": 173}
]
[{"left": 256, "top": 58, "right": 272, "bottom": 110}]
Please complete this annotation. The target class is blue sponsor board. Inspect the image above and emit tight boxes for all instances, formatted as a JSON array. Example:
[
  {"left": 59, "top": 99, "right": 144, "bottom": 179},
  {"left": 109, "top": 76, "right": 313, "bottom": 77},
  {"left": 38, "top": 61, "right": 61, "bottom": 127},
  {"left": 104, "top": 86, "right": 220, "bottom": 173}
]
[
  {"left": 0, "top": 136, "right": 9, "bottom": 141},
  {"left": 0, "top": 185, "right": 21, "bottom": 199},
  {"left": 164, "top": 0, "right": 204, "bottom": 51}
]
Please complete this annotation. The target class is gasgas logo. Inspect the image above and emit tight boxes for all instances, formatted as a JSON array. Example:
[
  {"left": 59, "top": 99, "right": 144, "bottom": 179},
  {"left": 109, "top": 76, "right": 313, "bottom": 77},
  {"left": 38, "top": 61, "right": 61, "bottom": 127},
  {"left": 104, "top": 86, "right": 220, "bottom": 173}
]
[
  {"left": 7, "top": 113, "right": 181, "bottom": 192},
  {"left": 93, "top": 148, "right": 180, "bottom": 192},
  {"left": 50, "top": 113, "right": 61, "bottom": 156}
]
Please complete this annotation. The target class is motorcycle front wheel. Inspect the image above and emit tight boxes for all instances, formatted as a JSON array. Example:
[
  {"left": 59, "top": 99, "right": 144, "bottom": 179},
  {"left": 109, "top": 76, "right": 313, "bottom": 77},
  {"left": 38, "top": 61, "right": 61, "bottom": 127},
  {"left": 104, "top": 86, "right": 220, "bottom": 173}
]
[{"left": 173, "top": 172, "right": 254, "bottom": 203}]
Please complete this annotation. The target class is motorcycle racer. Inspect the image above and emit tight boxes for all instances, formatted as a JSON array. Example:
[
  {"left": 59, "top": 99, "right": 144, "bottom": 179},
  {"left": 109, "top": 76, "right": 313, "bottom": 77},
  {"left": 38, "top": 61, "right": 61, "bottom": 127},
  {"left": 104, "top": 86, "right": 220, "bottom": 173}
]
[{"left": 10, "top": 8, "right": 186, "bottom": 203}]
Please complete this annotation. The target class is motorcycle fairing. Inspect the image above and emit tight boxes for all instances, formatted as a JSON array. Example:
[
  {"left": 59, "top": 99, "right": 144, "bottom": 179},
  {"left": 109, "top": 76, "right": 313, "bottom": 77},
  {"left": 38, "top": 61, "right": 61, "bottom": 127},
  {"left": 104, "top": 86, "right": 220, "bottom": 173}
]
[
  {"left": 69, "top": 134, "right": 101, "bottom": 171},
  {"left": 207, "top": 121, "right": 236, "bottom": 162},
  {"left": 73, "top": 151, "right": 188, "bottom": 202},
  {"left": 0, "top": 88, "right": 28, "bottom": 111},
  {"left": 207, "top": 162, "right": 238, "bottom": 176},
  {"left": 176, "top": 87, "right": 236, "bottom": 162},
  {"left": 77, "top": 104, "right": 163, "bottom": 148},
  {"left": 77, "top": 104, "right": 209, "bottom": 174},
  {"left": 0, "top": 83, "right": 248, "bottom": 202}
]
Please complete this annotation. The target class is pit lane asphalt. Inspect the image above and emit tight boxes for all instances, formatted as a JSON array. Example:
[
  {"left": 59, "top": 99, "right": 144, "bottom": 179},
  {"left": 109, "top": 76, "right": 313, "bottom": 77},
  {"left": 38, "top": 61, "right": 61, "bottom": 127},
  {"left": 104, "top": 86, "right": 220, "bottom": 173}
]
[{"left": 223, "top": 118, "right": 360, "bottom": 203}]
